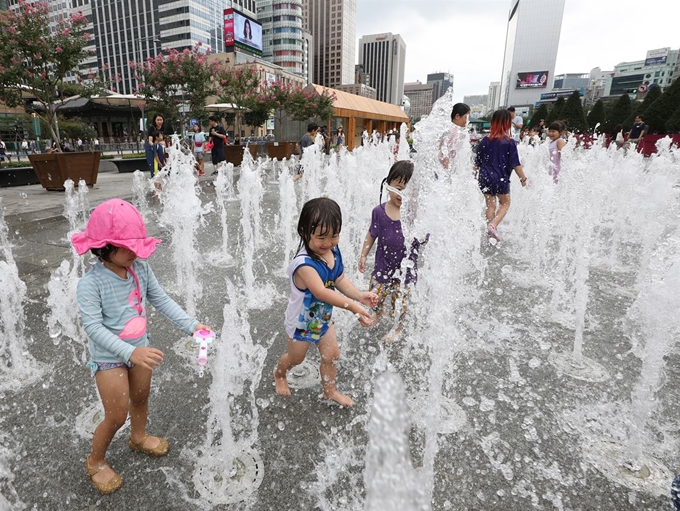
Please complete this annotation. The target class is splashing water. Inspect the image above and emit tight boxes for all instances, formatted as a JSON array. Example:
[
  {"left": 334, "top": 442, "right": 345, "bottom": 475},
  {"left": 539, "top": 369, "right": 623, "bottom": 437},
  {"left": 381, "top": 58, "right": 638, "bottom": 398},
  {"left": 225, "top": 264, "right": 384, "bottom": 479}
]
[
  {"left": 190, "top": 278, "right": 268, "bottom": 506},
  {"left": 0, "top": 199, "right": 44, "bottom": 390},
  {"left": 158, "top": 136, "right": 212, "bottom": 315},
  {"left": 364, "top": 372, "right": 429, "bottom": 510},
  {"left": 211, "top": 162, "right": 236, "bottom": 266},
  {"left": 131, "top": 169, "right": 153, "bottom": 222}
]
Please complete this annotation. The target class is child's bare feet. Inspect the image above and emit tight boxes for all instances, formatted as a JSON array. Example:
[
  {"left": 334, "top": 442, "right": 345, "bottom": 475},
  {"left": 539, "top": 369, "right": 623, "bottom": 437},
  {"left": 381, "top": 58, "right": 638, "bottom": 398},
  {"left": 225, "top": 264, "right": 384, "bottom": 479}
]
[
  {"left": 323, "top": 390, "right": 353, "bottom": 407},
  {"left": 273, "top": 368, "right": 291, "bottom": 396}
]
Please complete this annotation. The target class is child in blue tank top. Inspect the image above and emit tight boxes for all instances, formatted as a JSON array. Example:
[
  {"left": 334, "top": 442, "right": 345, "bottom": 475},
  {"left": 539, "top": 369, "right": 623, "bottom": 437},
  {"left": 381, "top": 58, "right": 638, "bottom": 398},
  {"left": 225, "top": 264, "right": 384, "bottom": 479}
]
[{"left": 274, "top": 197, "right": 378, "bottom": 407}]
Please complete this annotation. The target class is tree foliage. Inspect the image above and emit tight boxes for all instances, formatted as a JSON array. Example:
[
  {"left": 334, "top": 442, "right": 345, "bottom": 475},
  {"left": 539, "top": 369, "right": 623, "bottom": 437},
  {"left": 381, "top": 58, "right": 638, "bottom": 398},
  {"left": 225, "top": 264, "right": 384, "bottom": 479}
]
[
  {"left": 561, "top": 91, "right": 589, "bottom": 133},
  {"left": 259, "top": 83, "right": 336, "bottom": 140},
  {"left": 602, "top": 93, "right": 631, "bottom": 134},
  {"left": 587, "top": 99, "right": 606, "bottom": 132},
  {"left": 134, "top": 44, "right": 220, "bottom": 134},
  {"left": 0, "top": 1, "right": 94, "bottom": 149},
  {"left": 529, "top": 104, "right": 548, "bottom": 128},
  {"left": 623, "top": 85, "right": 662, "bottom": 128},
  {"left": 640, "top": 78, "right": 680, "bottom": 134},
  {"left": 545, "top": 97, "right": 565, "bottom": 124},
  {"left": 664, "top": 104, "right": 680, "bottom": 133}
]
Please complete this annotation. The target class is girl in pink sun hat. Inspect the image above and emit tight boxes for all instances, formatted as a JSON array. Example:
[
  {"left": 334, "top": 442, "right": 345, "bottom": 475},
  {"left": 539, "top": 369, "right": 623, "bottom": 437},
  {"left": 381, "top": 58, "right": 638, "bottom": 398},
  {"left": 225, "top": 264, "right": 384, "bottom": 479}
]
[{"left": 71, "top": 199, "right": 210, "bottom": 494}]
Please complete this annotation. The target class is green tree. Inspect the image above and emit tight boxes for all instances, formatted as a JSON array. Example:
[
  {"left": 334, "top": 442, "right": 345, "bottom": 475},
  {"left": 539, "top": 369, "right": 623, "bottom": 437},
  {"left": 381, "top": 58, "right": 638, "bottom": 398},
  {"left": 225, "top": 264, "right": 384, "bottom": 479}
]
[
  {"left": 529, "top": 104, "right": 549, "bottom": 128},
  {"left": 0, "top": 1, "right": 93, "bottom": 150},
  {"left": 623, "top": 85, "right": 663, "bottom": 128},
  {"left": 243, "top": 106, "right": 270, "bottom": 131},
  {"left": 638, "top": 79, "right": 680, "bottom": 134},
  {"left": 664, "top": 104, "right": 680, "bottom": 134},
  {"left": 135, "top": 44, "right": 221, "bottom": 135},
  {"left": 545, "top": 97, "right": 565, "bottom": 124},
  {"left": 561, "top": 91, "right": 589, "bottom": 133},
  {"left": 602, "top": 93, "right": 631, "bottom": 134},
  {"left": 586, "top": 99, "right": 606, "bottom": 132}
]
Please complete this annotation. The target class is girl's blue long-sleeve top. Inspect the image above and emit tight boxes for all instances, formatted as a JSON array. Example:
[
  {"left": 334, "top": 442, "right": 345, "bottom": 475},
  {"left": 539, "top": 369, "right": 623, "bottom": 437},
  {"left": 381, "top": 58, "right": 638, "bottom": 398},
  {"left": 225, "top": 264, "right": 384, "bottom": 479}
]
[{"left": 76, "top": 259, "right": 198, "bottom": 364}]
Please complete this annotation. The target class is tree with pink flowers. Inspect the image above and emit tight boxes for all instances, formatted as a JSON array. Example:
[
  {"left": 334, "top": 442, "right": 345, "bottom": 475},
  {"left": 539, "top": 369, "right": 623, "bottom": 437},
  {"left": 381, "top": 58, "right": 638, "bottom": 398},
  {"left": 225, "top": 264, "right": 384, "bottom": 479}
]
[
  {"left": 0, "top": 1, "right": 95, "bottom": 150},
  {"left": 262, "top": 82, "right": 335, "bottom": 140},
  {"left": 133, "top": 44, "right": 221, "bottom": 135}
]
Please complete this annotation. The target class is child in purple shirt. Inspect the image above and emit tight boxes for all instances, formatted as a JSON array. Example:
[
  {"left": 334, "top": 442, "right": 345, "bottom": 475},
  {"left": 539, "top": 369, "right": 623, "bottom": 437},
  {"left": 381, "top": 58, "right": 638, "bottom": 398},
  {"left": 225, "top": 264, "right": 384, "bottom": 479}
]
[{"left": 359, "top": 160, "right": 425, "bottom": 342}]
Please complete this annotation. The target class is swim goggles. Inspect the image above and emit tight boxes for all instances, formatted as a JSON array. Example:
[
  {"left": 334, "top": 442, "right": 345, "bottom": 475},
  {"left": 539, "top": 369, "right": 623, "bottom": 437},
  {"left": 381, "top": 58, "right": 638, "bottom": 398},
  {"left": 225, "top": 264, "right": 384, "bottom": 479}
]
[
  {"left": 384, "top": 184, "right": 406, "bottom": 199},
  {"left": 118, "top": 267, "right": 147, "bottom": 340}
]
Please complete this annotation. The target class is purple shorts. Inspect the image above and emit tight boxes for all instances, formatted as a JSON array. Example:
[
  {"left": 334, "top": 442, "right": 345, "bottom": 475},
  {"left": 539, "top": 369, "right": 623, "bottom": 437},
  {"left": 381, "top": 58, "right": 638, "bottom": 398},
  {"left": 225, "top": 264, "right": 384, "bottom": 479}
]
[
  {"left": 478, "top": 172, "right": 510, "bottom": 196},
  {"left": 87, "top": 360, "right": 135, "bottom": 376}
]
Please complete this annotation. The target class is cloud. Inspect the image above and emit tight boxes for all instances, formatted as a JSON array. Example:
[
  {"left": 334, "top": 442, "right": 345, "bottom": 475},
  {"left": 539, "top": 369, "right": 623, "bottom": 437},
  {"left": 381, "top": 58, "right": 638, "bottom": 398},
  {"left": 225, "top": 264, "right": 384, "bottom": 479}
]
[{"left": 356, "top": 0, "right": 679, "bottom": 104}]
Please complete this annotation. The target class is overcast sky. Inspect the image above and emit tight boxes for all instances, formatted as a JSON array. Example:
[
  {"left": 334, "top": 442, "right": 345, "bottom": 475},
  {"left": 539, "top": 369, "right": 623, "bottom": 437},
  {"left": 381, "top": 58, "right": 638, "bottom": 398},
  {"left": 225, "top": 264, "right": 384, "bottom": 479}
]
[{"left": 356, "top": 0, "right": 680, "bottom": 102}]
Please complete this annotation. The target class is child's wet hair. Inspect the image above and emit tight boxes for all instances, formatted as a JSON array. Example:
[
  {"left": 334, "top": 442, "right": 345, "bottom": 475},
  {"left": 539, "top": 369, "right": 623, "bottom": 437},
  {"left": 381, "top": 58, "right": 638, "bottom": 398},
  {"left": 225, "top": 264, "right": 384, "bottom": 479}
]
[
  {"left": 380, "top": 160, "right": 413, "bottom": 202},
  {"left": 297, "top": 197, "right": 342, "bottom": 260},
  {"left": 91, "top": 244, "right": 119, "bottom": 262},
  {"left": 548, "top": 121, "right": 563, "bottom": 132}
]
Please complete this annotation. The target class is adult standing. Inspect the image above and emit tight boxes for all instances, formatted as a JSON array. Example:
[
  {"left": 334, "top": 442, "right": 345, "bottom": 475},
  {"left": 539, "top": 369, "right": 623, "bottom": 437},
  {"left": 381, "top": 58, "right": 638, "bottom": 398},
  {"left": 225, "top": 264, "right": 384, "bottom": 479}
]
[
  {"left": 628, "top": 115, "right": 648, "bottom": 145},
  {"left": 508, "top": 106, "right": 523, "bottom": 142},
  {"left": 208, "top": 115, "right": 227, "bottom": 175},
  {"left": 293, "top": 122, "right": 318, "bottom": 182},
  {"left": 192, "top": 123, "right": 206, "bottom": 176},
  {"left": 145, "top": 113, "right": 164, "bottom": 178}
]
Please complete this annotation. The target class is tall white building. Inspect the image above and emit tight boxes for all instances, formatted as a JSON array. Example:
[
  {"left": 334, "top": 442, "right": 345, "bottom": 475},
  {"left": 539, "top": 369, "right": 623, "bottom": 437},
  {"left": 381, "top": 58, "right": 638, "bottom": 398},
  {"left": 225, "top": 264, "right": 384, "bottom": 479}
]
[
  {"left": 499, "top": 0, "right": 565, "bottom": 108},
  {"left": 358, "top": 33, "right": 406, "bottom": 105}
]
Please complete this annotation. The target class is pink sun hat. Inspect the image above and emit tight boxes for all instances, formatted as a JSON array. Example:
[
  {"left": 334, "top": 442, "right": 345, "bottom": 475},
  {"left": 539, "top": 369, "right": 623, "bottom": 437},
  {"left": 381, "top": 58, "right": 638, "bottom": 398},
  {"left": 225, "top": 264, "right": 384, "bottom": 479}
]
[{"left": 71, "top": 199, "right": 161, "bottom": 258}]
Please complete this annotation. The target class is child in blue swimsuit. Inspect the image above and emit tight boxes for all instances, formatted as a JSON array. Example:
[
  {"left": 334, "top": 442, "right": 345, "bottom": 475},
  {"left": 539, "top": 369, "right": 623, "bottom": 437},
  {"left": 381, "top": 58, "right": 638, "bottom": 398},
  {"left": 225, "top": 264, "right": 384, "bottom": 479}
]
[{"left": 274, "top": 197, "right": 378, "bottom": 407}]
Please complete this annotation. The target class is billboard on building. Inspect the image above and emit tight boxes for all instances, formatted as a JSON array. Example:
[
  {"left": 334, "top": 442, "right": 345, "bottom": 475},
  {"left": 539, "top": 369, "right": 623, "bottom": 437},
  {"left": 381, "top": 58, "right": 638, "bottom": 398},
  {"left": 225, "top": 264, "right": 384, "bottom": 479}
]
[
  {"left": 645, "top": 47, "right": 670, "bottom": 66},
  {"left": 516, "top": 71, "right": 549, "bottom": 88},
  {"left": 224, "top": 8, "right": 263, "bottom": 55}
]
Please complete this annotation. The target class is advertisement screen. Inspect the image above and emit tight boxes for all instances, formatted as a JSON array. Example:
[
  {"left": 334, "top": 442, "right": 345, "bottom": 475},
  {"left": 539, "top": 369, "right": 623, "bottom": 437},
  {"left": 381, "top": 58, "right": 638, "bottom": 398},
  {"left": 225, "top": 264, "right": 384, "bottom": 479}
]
[
  {"left": 224, "top": 9, "right": 262, "bottom": 54},
  {"left": 645, "top": 47, "right": 669, "bottom": 66},
  {"left": 516, "top": 71, "right": 549, "bottom": 89},
  {"left": 223, "top": 9, "right": 235, "bottom": 48}
]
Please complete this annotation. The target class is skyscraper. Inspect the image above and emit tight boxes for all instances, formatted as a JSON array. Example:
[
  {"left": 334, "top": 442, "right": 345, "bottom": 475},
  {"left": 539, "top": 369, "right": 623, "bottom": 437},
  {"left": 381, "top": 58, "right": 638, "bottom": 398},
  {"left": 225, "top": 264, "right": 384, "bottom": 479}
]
[
  {"left": 258, "top": 0, "right": 307, "bottom": 78},
  {"left": 499, "top": 0, "right": 565, "bottom": 108},
  {"left": 358, "top": 33, "right": 406, "bottom": 105},
  {"left": 303, "top": 0, "right": 356, "bottom": 88},
  {"left": 427, "top": 72, "right": 453, "bottom": 103},
  {"left": 91, "top": 0, "right": 227, "bottom": 95}
]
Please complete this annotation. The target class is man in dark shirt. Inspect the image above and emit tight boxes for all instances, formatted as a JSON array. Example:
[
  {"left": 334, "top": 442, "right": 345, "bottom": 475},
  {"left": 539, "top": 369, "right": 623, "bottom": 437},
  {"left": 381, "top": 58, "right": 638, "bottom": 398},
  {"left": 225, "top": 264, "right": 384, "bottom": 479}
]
[
  {"left": 629, "top": 115, "right": 648, "bottom": 144},
  {"left": 294, "top": 122, "right": 318, "bottom": 182},
  {"left": 208, "top": 115, "right": 228, "bottom": 174}
]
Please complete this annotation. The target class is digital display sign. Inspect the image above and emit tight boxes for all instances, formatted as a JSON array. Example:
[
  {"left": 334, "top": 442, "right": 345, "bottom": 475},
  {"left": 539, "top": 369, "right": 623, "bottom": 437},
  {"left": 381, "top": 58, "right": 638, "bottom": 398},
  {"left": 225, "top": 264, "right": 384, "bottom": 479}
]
[
  {"left": 224, "top": 8, "right": 263, "bottom": 56},
  {"left": 516, "top": 71, "right": 549, "bottom": 89}
]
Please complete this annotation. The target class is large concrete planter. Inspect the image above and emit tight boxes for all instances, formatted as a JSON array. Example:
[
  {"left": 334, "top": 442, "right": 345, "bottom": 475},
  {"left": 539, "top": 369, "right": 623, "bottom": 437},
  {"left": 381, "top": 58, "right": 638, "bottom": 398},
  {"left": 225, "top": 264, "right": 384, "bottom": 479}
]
[
  {"left": 28, "top": 152, "right": 101, "bottom": 191},
  {"left": 265, "top": 141, "right": 298, "bottom": 160},
  {"left": 0, "top": 166, "right": 40, "bottom": 187}
]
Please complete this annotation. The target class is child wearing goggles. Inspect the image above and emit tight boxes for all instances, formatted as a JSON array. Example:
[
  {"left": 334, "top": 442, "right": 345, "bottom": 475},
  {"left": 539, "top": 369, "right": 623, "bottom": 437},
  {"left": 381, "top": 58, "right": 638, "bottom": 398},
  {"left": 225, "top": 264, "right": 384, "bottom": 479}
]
[{"left": 358, "top": 160, "right": 427, "bottom": 342}]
